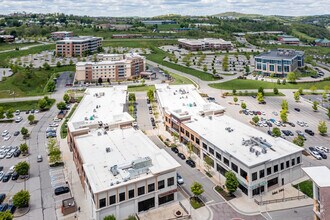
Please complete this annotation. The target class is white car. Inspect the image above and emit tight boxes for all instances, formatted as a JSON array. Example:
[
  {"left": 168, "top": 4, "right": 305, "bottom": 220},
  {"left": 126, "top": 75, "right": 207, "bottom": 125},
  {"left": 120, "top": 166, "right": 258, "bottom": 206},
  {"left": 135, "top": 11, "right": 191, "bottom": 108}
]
[
  {"left": 0, "top": 153, "right": 6, "bottom": 159},
  {"left": 15, "top": 116, "right": 23, "bottom": 123},
  {"left": 49, "top": 123, "right": 59, "bottom": 127},
  {"left": 1, "top": 130, "right": 9, "bottom": 137},
  {"left": 177, "top": 173, "right": 184, "bottom": 185},
  {"left": 53, "top": 118, "right": 61, "bottom": 122},
  {"left": 4, "top": 135, "right": 11, "bottom": 141},
  {"left": 0, "top": 171, "right": 4, "bottom": 181},
  {"left": 310, "top": 150, "right": 322, "bottom": 160},
  {"left": 316, "top": 146, "right": 330, "bottom": 153},
  {"left": 6, "top": 152, "right": 13, "bottom": 159}
]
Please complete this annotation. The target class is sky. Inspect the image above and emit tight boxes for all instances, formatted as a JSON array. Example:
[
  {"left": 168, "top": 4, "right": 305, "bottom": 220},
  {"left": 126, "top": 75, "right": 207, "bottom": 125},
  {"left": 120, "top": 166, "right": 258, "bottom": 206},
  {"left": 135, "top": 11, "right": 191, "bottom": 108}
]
[{"left": 0, "top": 0, "right": 329, "bottom": 17}]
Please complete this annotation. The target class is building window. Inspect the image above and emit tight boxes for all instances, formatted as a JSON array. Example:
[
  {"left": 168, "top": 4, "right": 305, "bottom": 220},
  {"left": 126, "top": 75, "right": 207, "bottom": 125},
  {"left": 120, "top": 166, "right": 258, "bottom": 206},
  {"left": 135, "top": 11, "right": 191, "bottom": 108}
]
[
  {"left": 138, "top": 186, "right": 145, "bottom": 196},
  {"left": 224, "top": 157, "right": 229, "bottom": 166},
  {"left": 259, "top": 170, "right": 265, "bottom": 178},
  {"left": 129, "top": 189, "right": 134, "bottom": 199},
  {"left": 196, "top": 138, "right": 200, "bottom": 145},
  {"left": 286, "top": 160, "right": 290, "bottom": 168},
  {"left": 180, "top": 127, "right": 184, "bottom": 133},
  {"left": 185, "top": 130, "right": 190, "bottom": 137},
  {"left": 209, "top": 147, "right": 214, "bottom": 155},
  {"left": 267, "top": 167, "right": 272, "bottom": 175},
  {"left": 231, "top": 163, "right": 238, "bottom": 173},
  {"left": 99, "top": 198, "right": 106, "bottom": 208},
  {"left": 216, "top": 152, "right": 221, "bottom": 160},
  {"left": 109, "top": 195, "right": 116, "bottom": 205},
  {"left": 158, "top": 180, "right": 165, "bottom": 190},
  {"left": 292, "top": 158, "right": 295, "bottom": 166},
  {"left": 148, "top": 183, "right": 155, "bottom": 193},
  {"left": 252, "top": 172, "right": 258, "bottom": 181},
  {"left": 240, "top": 168, "right": 247, "bottom": 179},
  {"left": 119, "top": 192, "right": 125, "bottom": 202},
  {"left": 297, "top": 157, "right": 301, "bottom": 164},
  {"left": 191, "top": 134, "right": 195, "bottom": 141},
  {"left": 280, "top": 162, "right": 284, "bottom": 170},
  {"left": 168, "top": 177, "right": 174, "bottom": 186},
  {"left": 202, "top": 143, "right": 207, "bottom": 150}
]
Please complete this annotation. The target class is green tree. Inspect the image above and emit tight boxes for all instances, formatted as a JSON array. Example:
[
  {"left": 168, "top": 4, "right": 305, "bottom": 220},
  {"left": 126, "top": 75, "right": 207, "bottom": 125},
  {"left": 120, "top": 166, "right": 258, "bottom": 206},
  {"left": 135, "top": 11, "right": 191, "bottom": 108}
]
[
  {"left": 103, "top": 215, "right": 116, "bottom": 220},
  {"left": 13, "top": 190, "right": 30, "bottom": 208},
  {"left": 56, "top": 61, "right": 61, "bottom": 67},
  {"left": 282, "top": 79, "right": 286, "bottom": 85},
  {"left": 258, "top": 87, "right": 264, "bottom": 95},
  {"left": 203, "top": 64, "right": 207, "bottom": 72},
  {"left": 245, "top": 65, "right": 250, "bottom": 73},
  {"left": 128, "top": 93, "right": 136, "bottom": 102},
  {"left": 252, "top": 116, "right": 259, "bottom": 124},
  {"left": 272, "top": 127, "right": 281, "bottom": 137},
  {"left": 287, "top": 72, "right": 297, "bottom": 83},
  {"left": 69, "top": 59, "right": 74, "bottom": 66},
  {"left": 298, "top": 87, "right": 304, "bottom": 95},
  {"left": 21, "top": 127, "right": 29, "bottom": 139},
  {"left": 280, "top": 109, "right": 288, "bottom": 123},
  {"left": 63, "top": 93, "right": 70, "bottom": 103},
  {"left": 27, "top": 114, "right": 35, "bottom": 124},
  {"left": 46, "top": 80, "right": 56, "bottom": 92},
  {"left": 0, "top": 211, "right": 13, "bottom": 220},
  {"left": 141, "top": 78, "right": 145, "bottom": 86},
  {"left": 257, "top": 92, "right": 264, "bottom": 103},
  {"left": 318, "top": 121, "right": 327, "bottom": 136},
  {"left": 322, "top": 92, "right": 327, "bottom": 102},
  {"left": 233, "top": 96, "right": 238, "bottom": 103},
  {"left": 57, "top": 101, "right": 67, "bottom": 110},
  {"left": 38, "top": 98, "right": 47, "bottom": 110},
  {"left": 222, "top": 55, "right": 229, "bottom": 71},
  {"left": 147, "top": 89, "right": 154, "bottom": 102},
  {"left": 48, "top": 139, "right": 62, "bottom": 164},
  {"left": 43, "top": 62, "right": 50, "bottom": 70},
  {"left": 191, "top": 182, "right": 204, "bottom": 198},
  {"left": 15, "top": 161, "right": 30, "bottom": 175},
  {"left": 310, "top": 85, "right": 317, "bottom": 94},
  {"left": 241, "top": 102, "right": 247, "bottom": 109},
  {"left": 277, "top": 79, "right": 281, "bottom": 85},
  {"left": 273, "top": 87, "right": 279, "bottom": 95},
  {"left": 293, "top": 136, "right": 304, "bottom": 147},
  {"left": 225, "top": 171, "right": 239, "bottom": 195},
  {"left": 6, "top": 108, "right": 14, "bottom": 119},
  {"left": 312, "top": 101, "right": 318, "bottom": 111},
  {"left": 19, "top": 143, "right": 29, "bottom": 154},
  {"left": 294, "top": 91, "right": 300, "bottom": 102},
  {"left": 281, "top": 100, "right": 289, "bottom": 110},
  {"left": 0, "top": 107, "right": 5, "bottom": 119}
]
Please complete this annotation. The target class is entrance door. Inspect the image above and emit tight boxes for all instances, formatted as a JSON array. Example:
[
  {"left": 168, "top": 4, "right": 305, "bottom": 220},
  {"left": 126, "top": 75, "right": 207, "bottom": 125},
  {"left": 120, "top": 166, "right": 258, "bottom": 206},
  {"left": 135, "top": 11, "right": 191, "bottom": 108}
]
[{"left": 138, "top": 197, "right": 155, "bottom": 212}]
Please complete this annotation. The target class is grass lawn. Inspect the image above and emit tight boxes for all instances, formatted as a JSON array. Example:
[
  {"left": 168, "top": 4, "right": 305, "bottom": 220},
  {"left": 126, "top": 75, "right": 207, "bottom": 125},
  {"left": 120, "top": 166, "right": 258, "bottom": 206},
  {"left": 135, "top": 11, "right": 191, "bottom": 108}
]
[
  {"left": 127, "top": 85, "right": 155, "bottom": 92},
  {"left": 226, "top": 92, "right": 285, "bottom": 96},
  {"left": 0, "top": 42, "right": 41, "bottom": 52},
  {"left": 190, "top": 197, "right": 204, "bottom": 209},
  {"left": 169, "top": 72, "right": 196, "bottom": 86},
  {"left": 0, "top": 65, "right": 74, "bottom": 98},
  {"left": 60, "top": 104, "right": 77, "bottom": 139},
  {"left": 1, "top": 99, "right": 55, "bottom": 111},
  {"left": 293, "top": 180, "right": 313, "bottom": 198},
  {"left": 209, "top": 79, "right": 330, "bottom": 90},
  {"left": 102, "top": 39, "right": 177, "bottom": 48}
]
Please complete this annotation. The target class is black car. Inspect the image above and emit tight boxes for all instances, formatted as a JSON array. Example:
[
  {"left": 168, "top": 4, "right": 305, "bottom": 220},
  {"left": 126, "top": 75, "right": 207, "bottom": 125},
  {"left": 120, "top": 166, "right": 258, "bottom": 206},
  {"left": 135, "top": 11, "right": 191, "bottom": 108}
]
[
  {"left": 266, "top": 122, "right": 273, "bottom": 127},
  {"left": 13, "top": 131, "right": 20, "bottom": 136},
  {"left": 0, "top": 194, "right": 5, "bottom": 203},
  {"left": 26, "top": 110, "right": 30, "bottom": 114},
  {"left": 13, "top": 149, "right": 21, "bottom": 157},
  {"left": 318, "top": 151, "right": 328, "bottom": 159},
  {"left": 305, "top": 129, "right": 315, "bottom": 136},
  {"left": 252, "top": 95, "right": 256, "bottom": 98},
  {"left": 2, "top": 174, "right": 11, "bottom": 182},
  {"left": 7, "top": 204, "right": 16, "bottom": 214},
  {"left": 0, "top": 166, "right": 3, "bottom": 172},
  {"left": 177, "top": 153, "right": 186, "bottom": 160},
  {"left": 186, "top": 159, "right": 196, "bottom": 168},
  {"left": 0, "top": 203, "right": 8, "bottom": 212},
  {"left": 259, "top": 101, "right": 266, "bottom": 104},
  {"left": 171, "top": 147, "right": 179, "bottom": 154},
  {"left": 282, "top": 130, "right": 290, "bottom": 136},
  {"left": 309, "top": 147, "right": 316, "bottom": 151},
  {"left": 54, "top": 186, "right": 70, "bottom": 196},
  {"left": 11, "top": 172, "right": 19, "bottom": 181},
  {"left": 294, "top": 108, "right": 300, "bottom": 112},
  {"left": 267, "top": 130, "right": 274, "bottom": 136},
  {"left": 31, "top": 109, "right": 35, "bottom": 114},
  {"left": 147, "top": 99, "right": 150, "bottom": 104}
]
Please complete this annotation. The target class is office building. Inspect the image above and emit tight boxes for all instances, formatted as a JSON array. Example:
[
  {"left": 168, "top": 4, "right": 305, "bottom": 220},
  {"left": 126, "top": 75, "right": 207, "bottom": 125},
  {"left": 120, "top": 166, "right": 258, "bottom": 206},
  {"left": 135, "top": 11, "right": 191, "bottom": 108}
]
[
  {"left": 75, "top": 53, "right": 145, "bottom": 82},
  {"left": 303, "top": 166, "right": 330, "bottom": 220},
  {"left": 278, "top": 35, "right": 300, "bottom": 45},
  {"left": 315, "top": 39, "right": 330, "bottom": 47},
  {"left": 155, "top": 84, "right": 304, "bottom": 198},
  {"left": 178, "top": 38, "right": 233, "bottom": 51},
  {"left": 51, "top": 31, "right": 74, "bottom": 40},
  {"left": 67, "top": 87, "right": 180, "bottom": 219},
  {"left": 254, "top": 49, "right": 305, "bottom": 76},
  {"left": 0, "top": 35, "right": 15, "bottom": 42},
  {"left": 56, "top": 36, "right": 102, "bottom": 57}
]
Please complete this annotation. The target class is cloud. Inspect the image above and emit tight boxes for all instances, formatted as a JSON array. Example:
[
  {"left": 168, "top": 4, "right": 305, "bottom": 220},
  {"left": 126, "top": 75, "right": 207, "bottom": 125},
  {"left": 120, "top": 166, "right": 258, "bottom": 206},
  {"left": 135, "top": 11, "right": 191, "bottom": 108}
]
[{"left": 0, "top": 0, "right": 328, "bottom": 16}]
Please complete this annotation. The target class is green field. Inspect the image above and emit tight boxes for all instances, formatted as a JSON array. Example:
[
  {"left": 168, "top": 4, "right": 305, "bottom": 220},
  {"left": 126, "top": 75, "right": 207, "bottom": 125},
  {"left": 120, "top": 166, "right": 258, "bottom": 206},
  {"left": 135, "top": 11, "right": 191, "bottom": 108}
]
[
  {"left": 1, "top": 99, "right": 55, "bottom": 111},
  {"left": 102, "top": 39, "right": 177, "bottom": 48},
  {"left": 209, "top": 79, "right": 330, "bottom": 90},
  {"left": 169, "top": 72, "right": 196, "bottom": 85},
  {"left": 0, "top": 42, "right": 41, "bottom": 52},
  {"left": 0, "top": 65, "right": 74, "bottom": 98},
  {"left": 127, "top": 85, "right": 155, "bottom": 92},
  {"left": 293, "top": 180, "right": 313, "bottom": 198}
]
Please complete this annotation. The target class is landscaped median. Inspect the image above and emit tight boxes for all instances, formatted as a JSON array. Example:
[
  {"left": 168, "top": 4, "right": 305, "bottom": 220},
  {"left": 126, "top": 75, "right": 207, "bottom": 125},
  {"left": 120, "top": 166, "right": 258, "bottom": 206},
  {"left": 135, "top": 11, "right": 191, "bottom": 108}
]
[{"left": 60, "top": 104, "right": 77, "bottom": 139}]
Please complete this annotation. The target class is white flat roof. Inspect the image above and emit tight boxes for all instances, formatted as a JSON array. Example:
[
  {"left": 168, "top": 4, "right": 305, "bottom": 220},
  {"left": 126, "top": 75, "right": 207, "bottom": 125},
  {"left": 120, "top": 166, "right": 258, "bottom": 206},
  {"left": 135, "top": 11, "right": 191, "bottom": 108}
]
[
  {"left": 68, "top": 87, "right": 134, "bottom": 132},
  {"left": 76, "top": 53, "right": 144, "bottom": 66},
  {"left": 75, "top": 127, "right": 180, "bottom": 193},
  {"left": 58, "top": 36, "right": 102, "bottom": 43},
  {"left": 185, "top": 114, "right": 302, "bottom": 167},
  {"left": 178, "top": 38, "right": 232, "bottom": 45},
  {"left": 155, "top": 84, "right": 225, "bottom": 119},
  {"left": 302, "top": 166, "right": 330, "bottom": 187}
]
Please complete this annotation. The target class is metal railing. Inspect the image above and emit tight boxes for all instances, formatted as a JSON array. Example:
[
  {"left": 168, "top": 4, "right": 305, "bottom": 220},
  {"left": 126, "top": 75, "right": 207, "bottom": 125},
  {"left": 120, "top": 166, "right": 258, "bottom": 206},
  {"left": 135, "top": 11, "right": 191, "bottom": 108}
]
[{"left": 254, "top": 195, "right": 307, "bottom": 205}]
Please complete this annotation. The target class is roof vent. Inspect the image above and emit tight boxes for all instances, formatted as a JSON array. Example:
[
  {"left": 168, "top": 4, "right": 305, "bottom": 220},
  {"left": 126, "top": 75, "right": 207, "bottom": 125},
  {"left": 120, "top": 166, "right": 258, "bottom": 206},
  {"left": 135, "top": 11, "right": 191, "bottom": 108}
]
[
  {"left": 255, "top": 151, "right": 261, "bottom": 157},
  {"left": 262, "top": 148, "right": 267, "bottom": 154},
  {"left": 97, "top": 131, "right": 102, "bottom": 136},
  {"left": 110, "top": 165, "right": 119, "bottom": 176},
  {"left": 106, "top": 147, "right": 111, "bottom": 153}
]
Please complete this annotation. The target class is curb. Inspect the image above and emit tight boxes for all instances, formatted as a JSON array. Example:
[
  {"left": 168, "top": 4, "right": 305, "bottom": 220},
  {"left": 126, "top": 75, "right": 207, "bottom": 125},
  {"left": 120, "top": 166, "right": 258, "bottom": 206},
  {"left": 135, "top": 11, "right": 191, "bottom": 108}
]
[{"left": 13, "top": 206, "right": 30, "bottom": 218}]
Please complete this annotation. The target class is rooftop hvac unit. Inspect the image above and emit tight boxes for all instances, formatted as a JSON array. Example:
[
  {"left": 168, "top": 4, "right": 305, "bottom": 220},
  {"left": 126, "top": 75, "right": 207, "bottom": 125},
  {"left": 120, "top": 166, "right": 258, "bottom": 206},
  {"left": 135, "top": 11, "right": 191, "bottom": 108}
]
[
  {"left": 209, "top": 115, "right": 212, "bottom": 120},
  {"left": 255, "top": 151, "right": 261, "bottom": 157},
  {"left": 262, "top": 148, "right": 267, "bottom": 154},
  {"left": 97, "top": 132, "right": 102, "bottom": 136},
  {"left": 250, "top": 147, "right": 255, "bottom": 153},
  {"left": 110, "top": 165, "right": 119, "bottom": 176},
  {"left": 106, "top": 147, "right": 111, "bottom": 153}
]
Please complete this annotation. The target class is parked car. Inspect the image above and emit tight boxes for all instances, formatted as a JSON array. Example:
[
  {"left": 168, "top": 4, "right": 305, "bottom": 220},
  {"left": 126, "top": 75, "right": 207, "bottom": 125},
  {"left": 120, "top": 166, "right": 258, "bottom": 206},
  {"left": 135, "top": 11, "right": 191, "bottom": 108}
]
[
  {"left": 309, "top": 147, "right": 322, "bottom": 160},
  {"left": 1, "top": 130, "right": 9, "bottom": 137},
  {"left": 259, "top": 101, "right": 266, "bottom": 104},
  {"left": 11, "top": 172, "right": 19, "bottom": 181},
  {"left": 296, "top": 130, "right": 306, "bottom": 140},
  {"left": 15, "top": 116, "right": 23, "bottom": 123},
  {"left": 46, "top": 132, "right": 56, "bottom": 138},
  {"left": 0, "top": 203, "right": 8, "bottom": 212},
  {"left": 2, "top": 174, "right": 11, "bottom": 182},
  {"left": 0, "top": 171, "right": 4, "bottom": 181},
  {"left": 54, "top": 186, "right": 70, "bottom": 196},
  {"left": 177, "top": 173, "right": 184, "bottom": 185},
  {"left": 37, "top": 155, "right": 43, "bottom": 162},
  {"left": 186, "top": 159, "right": 196, "bottom": 168},
  {"left": 53, "top": 118, "right": 61, "bottom": 122},
  {"left": 305, "top": 129, "right": 315, "bottom": 136},
  {"left": 287, "top": 122, "right": 295, "bottom": 127},
  {"left": 15, "top": 110, "right": 20, "bottom": 115},
  {"left": 171, "top": 147, "right": 179, "bottom": 154},
  {"left": 177, "top": 153, "right": 186, "bottom": 160},
  {"left": 7, "top": 204, "right": 16, "bottom": 214},
  {"left": 294, "top": 108, "right": 300, "bottom": 112},
  {"left": 4, "top": 135, "right": 11, "bottom": 141},
  {"left": 0, "top": 193, "right": 5, "bottom": 203},
  {"left": 315, "top": 146, "right": 329, "bottom": 153},
  {"left": 13, "top": 149, "right": 21, "bottom": 157},
  {"left": 13, "top": 131, "right": 20, "bottom": 136},
  {"left": 49, "top": 123, "right": 59, "bottom": 127}
]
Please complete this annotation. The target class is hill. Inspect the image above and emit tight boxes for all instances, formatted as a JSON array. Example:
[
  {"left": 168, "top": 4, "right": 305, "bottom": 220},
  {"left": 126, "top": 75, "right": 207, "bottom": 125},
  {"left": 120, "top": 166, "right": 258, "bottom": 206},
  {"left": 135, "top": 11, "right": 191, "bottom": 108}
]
[{"left": 213, "top": 12, "right": 261, "bottom": 18}]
